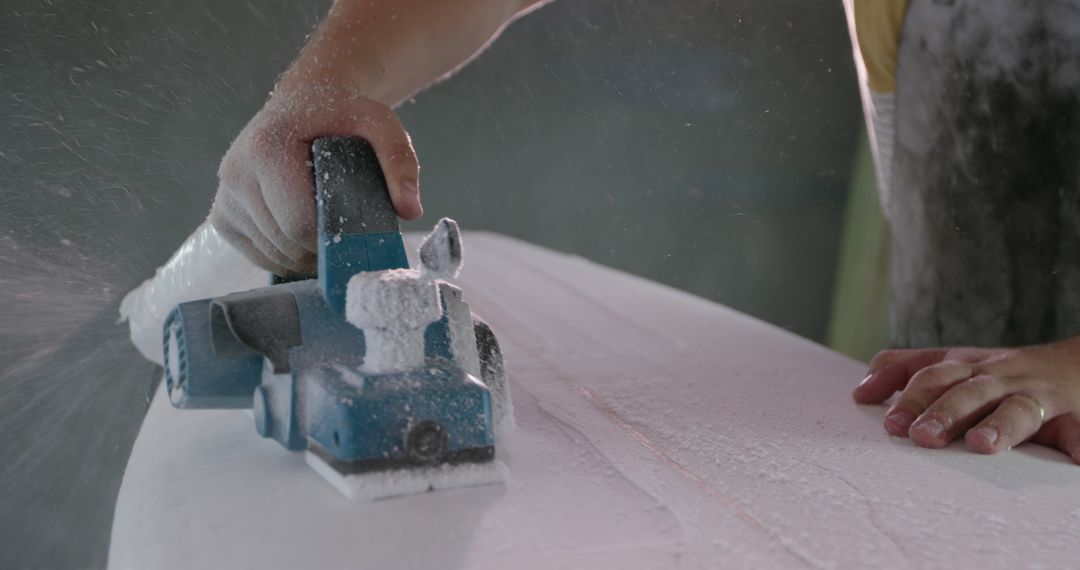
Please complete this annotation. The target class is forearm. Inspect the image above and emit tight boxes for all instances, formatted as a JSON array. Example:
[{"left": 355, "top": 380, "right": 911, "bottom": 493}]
[
  {"left": 213, "top": 0, "right": 547, "bottom": 273},
  {"left": 277, "top": 0, "right": 545, "bottom": 106}
]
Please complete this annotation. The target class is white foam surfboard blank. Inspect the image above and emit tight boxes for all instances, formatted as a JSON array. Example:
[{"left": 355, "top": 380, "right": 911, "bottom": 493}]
[{"left": 110, "top": 233, "right": 1080, "bottom": 570}]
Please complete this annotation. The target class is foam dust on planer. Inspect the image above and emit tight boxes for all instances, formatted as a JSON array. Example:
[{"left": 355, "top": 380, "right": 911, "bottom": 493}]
[
  {"left": 307, "top": 440, "right": 510, "bottom": 501},
  {"left": 345, "top": 218, "right": 462, "bottom": 373},
  {"left": 149, "top": 137, "right": 512, "bottom": 500},
  {"left": 345, "top": 268, "right": 440, "bottom": 372},
  {"left": 304, "top": 218, "right": 512, "bottom": 500}
]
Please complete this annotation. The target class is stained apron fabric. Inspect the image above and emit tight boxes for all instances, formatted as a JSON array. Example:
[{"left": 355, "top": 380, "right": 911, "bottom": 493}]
[{"left": 888, "top": 0, "right": 1080, "bottom": 348}]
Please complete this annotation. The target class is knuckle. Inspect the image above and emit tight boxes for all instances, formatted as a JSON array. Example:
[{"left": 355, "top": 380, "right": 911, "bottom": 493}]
[
  {"left": 952, "top": 377, "right": 997, "bottom": 400},
  {"left": 362, "top": 98, "right": 393, "bottom": 118},
  {"left": 250, "top": 123, "right": 286, "bottom": 153},
  {"left": 966, "top": 374, "right": 999, "bottom": 387},
  {"left": 207, "top": 207, "right": 229, "bottom": 233},
  {"left": 870, "top": 349, "right": 901, "bottom": 369},
  {"left": 1008, "top": 394, "right": 1044, "bottom": 417},
  {"left": 278, "top": 219, "right": 304, "bottom": 242},
  {"left": 212, "top": 220, "right": 249, "bottom": 250},
  {"left": 250, "top": 125, "right": 273, "bottom": 148},
  {"left": 209, "top": 195, "right": 241, "bottom": 227},
  {"left": 384, "top": 142, "right": 417, "bottom": 166},
  {"left": 911, "top": 362, "right": 944, "bottom": 382},
  {"left": 909, "top": 361, "right": 960, "bottom": 390},
  {"left": 218, "top": 156, "right": 242, "bottom": 182},
  {"left": 895, "top": 397, "right": 927, "bottom": 415},
  {"left": 927, "top": 402, "right": 961, "bottom": 426},
  {"left": 295, "top": 255, "right": 318, "bottom": 275},
  {"left": 906, "top": 371, "right": 936, "bottom": 394},
  {"left": 359, "top": 104, "right": 405, "bottom": 133},
  {"left": 967, "top": 373, "right": 997, "bottom": 397},
  {"left": 279, "top": 214, "right": 315, "bottom": 245},
  {"left": 357, "top": 102, "right": 394, "bottom": 127},
  {"left": 213, "top": 188, "right": 246, "bottom": 218}
]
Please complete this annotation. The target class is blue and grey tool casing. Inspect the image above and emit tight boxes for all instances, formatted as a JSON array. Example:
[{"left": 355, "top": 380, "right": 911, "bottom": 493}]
[{"left": 161, "top": 137, "right": 504, "bottom": 470}]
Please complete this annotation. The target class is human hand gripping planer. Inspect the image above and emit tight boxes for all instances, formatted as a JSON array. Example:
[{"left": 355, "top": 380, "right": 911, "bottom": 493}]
[{"left": 140, "top": 137, "right": 512, "bottom": 500}]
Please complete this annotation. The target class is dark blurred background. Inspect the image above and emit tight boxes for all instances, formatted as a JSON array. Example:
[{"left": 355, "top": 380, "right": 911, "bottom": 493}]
[{"left": 0, "top": 0, "right": 866, "bottom": 567}]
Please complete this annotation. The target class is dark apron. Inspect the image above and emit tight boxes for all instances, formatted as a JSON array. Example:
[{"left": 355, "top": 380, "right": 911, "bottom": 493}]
[{"left": 889, "top": 0, "right": 1080, "bottom": 348}]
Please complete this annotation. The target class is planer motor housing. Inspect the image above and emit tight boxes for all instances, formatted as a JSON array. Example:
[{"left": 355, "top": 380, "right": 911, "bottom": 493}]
[{"left": 160, "top": 136, "right": 507, "bottom": 472}]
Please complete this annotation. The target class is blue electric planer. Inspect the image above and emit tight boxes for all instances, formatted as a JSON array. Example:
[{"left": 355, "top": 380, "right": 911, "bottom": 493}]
[{"left": 161, "top": 136, "right": 507, "bottom": 476}]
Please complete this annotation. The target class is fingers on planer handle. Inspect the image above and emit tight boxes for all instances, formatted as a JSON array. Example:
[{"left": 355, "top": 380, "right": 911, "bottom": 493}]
[{"left": 312, "top": 137, "right": 400, "bottom": 238}]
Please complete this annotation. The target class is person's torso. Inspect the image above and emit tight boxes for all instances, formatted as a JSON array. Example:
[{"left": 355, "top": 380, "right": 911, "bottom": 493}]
[{"left": 848, "top": 0, "right": 1080, "bottom": 347}]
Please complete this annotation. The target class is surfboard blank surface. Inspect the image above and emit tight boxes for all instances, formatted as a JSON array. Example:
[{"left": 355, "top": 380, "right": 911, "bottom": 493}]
[{"left": 109, "top": 233, "right": 1080, "bottom": 570}]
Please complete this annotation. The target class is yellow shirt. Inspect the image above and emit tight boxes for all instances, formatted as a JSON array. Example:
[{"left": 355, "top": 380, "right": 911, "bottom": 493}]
[{"left": 854, "top": 0, "right": 910, "bottom": 93}]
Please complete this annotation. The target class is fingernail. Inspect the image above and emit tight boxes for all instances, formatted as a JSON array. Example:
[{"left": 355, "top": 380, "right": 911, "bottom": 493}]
[
  {"left": 971, "top": 426, "right": 999, "bottom": 446},
  {"left": 884, "top": 411, "right": 916, "bottom": 435},
  {"left": 911, "top": 418, "right": 945, "bottom": 441},
  {"left": 858, "top": 373, "right": 873, "bottom": 387}
]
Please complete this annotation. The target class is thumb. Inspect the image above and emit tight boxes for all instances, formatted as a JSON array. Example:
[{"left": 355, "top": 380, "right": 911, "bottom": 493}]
[{"left": 343, "top": 100, "right": 423, "bottom": 221}]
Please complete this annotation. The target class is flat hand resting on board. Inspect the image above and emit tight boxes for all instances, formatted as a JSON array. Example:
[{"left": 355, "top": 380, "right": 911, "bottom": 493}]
[{"left": 854, "top": 339, "right": 1080, "bottom": 464}]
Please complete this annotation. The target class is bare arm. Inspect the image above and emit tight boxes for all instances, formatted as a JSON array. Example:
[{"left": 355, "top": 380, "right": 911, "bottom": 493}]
[
  {"left": 279, "top": 0, "right": 548, "bottom": 106},
  {"left": 211, "top": 0, "right": 546, "bottom": 276}
]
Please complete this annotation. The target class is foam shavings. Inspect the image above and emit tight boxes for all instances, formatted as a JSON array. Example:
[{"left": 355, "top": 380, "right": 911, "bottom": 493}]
[
  {"left": 119, "top": 220, "right": 266, "bottom": 365},
  {"left": 306, "top": 452, "right": 508, "bottom": 501},
  {"left": 346, "top": 268, "right": 441, "bottom": 373}
]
